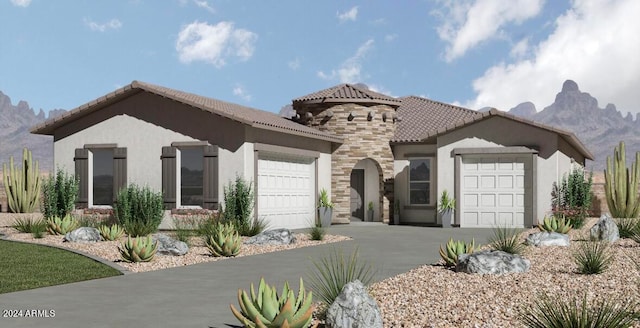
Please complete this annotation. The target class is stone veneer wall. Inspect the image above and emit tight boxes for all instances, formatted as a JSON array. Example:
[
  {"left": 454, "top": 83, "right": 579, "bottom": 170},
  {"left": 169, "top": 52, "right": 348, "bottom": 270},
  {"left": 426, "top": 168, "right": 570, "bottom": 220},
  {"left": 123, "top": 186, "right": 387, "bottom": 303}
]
[{"left": 297, "top": 103, "right": 396, "bottom": 223}]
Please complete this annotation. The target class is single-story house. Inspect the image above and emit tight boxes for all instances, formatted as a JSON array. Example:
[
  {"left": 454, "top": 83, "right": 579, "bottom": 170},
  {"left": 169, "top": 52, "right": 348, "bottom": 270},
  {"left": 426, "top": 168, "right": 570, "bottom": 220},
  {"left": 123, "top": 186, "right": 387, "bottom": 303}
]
[{"left": 31, "top": 81, "right": 593, "bottom": 229}]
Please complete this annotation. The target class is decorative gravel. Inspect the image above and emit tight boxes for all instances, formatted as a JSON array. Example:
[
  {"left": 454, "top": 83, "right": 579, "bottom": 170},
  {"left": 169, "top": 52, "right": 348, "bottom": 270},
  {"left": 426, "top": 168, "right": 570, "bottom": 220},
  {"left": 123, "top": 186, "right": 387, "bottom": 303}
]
[{"left": 369, "top": 218, "right": 640, "bottom": 327}]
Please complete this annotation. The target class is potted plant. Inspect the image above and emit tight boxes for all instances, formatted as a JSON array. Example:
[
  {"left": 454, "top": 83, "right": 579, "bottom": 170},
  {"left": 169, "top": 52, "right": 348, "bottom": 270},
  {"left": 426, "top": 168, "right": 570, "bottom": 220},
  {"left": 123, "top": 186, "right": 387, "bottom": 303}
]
[
  {"left": 318, "top": 188, "right": 334, "bottom": 227},
  {"left": 438, "top": 190, "right": 455, "bottom": 228},
  {"left": 367, "top": 201, "right": 374, "bottom": 222},
  {"left": 393, "top": 199, "right": 400, "bottom": 225}
]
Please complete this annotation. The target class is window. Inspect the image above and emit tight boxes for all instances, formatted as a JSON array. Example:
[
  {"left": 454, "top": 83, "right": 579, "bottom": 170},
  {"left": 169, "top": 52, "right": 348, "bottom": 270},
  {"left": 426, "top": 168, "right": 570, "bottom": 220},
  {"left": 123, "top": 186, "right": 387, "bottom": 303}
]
[
  {"left": 180, "top": 147, "right": 204, "bottom": 206},
  {"left": 409, "top": 158, "right": 432, "bottom": 205},
  {"left": 92, "top": 149, "right": 114, "bottom": 206}
]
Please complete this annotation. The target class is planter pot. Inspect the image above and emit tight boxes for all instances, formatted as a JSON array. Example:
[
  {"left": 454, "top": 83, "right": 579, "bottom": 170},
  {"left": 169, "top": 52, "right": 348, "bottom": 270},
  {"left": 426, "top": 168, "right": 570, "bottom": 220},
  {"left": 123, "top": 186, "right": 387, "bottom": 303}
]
[
  {"left": 318, "top": 207, "right": 333, "bottom": 227},
  {"left": 441, "top": 209, "right": 453, "bottom": 228},
  {"left": 368, "top": 209, "right": 374, "bottom": 222}
]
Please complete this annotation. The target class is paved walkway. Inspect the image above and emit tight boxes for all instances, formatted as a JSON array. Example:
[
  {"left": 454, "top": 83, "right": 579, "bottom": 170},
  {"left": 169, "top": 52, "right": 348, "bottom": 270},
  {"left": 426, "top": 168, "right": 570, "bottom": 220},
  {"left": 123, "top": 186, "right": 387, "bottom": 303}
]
[{"left": 0, "top": 224, "right": 495, "bottom": 328}]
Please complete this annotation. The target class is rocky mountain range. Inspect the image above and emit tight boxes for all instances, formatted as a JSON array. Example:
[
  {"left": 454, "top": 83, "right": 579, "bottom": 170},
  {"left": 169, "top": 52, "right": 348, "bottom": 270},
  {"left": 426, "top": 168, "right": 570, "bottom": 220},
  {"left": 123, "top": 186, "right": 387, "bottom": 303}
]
[{"left": 0, "top": 80, "right": 636, "bottom": 174}]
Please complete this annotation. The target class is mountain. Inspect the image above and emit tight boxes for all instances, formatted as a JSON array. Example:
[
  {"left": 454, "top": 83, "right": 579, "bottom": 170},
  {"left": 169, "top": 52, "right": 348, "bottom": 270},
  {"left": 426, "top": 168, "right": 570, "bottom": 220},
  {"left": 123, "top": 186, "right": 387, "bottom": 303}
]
[
  {"left": 0, "top": 91, "right": 64, "bottom": 172},
  {"left": 507, "top": 80, "right": 639, "bottom": 171}
]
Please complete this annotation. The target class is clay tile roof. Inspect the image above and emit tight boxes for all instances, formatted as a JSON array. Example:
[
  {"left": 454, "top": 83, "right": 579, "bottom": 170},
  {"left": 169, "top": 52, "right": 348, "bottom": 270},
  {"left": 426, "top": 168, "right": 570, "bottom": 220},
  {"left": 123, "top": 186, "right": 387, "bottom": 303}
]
[
  {"left": 392, "top": 96, "right": 481, "bottom": 143},
  {"left": 292, "top": 84, "right": 401, "bottom": 107},
  {"left": 31, "top": 81, "right": 343, "bottom": 144}
]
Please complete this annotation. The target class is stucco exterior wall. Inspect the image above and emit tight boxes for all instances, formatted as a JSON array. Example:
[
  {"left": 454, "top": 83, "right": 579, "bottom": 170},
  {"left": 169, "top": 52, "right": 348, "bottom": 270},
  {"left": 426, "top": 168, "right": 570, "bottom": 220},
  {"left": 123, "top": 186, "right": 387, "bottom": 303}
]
[{"left": 392, "top": 144, "right": 438, "bottom": 224}]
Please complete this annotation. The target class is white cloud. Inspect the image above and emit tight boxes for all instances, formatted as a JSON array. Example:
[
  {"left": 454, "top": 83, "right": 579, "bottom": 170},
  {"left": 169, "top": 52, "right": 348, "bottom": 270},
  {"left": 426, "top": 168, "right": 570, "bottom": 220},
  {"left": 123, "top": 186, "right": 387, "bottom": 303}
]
[
  {"left": 384, "top": 34, "right": 398, "bottom": 42},
  {"left": 509, "top": 38, "right": 529, "bottom": 58},
  {"left": 434, "top": 0, "right": 545, "bottom": 62},
  {"left": 318, "top": 39, "right": 374, "bottom": 83},
  {"left": 465, "top": 0, "right": 640, "bottom": 114},
  {"left": 193, "top": 0, "right": 215, "bottom": 13},
  {"left": 337, "top": 6, "right": 358, "bottom": 22},
  {"left": 288, "top": 58, "right": 301, "bottom": 70},
  {"left": 84, "top": 18, "right": 123, "bottom": 32},
  {"left": 10, "top": 0, "right": 31, "bottom": 7},
  {"left": 233, "top": 84, "right": 251, "bottom": 101},
  {"left": 176, "top": 21, "right": 258, "bottom": 67}
]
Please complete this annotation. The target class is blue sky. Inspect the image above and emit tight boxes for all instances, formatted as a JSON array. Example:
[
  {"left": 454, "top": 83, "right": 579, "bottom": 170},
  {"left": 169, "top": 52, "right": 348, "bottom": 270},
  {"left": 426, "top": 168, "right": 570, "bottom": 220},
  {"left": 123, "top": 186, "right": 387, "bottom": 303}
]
[{"left": 1, "top": 0, "right": 638, "bottom": 117}]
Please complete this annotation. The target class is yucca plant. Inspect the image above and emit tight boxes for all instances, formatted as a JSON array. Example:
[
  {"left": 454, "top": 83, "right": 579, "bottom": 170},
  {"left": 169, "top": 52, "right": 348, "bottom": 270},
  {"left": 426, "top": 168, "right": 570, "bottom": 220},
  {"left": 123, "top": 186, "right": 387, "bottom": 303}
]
[
  {"left": 307, "top": 247, "right": 376, "bottom": 306},
  {"left": 538, "top": 215, "right": 573, "bottom": 234},
  {"left": 230, "top": 277, "right": 316, "bottom": 328},
  {"left": 30, "top": 220, "right": 47, "bottom": 239},
  {"left": 309, "top": 224, "right": 325, "bottom": 241},
  {"left": 439, "top": 238, "right": 476, "bottom": 267},
  {"left": 205, "top": 222, "right": 242, "bottom": 257},
  {"left": 12, "top": 216, "right": 42, "bottom": 233},
  {"left": 118, "top": 236, "right": 158, "bottom": 263},
  {"left": 46, "top": 214, "right": 80, "bottom": 235},
  {"left": 615, "top": 217, "right": 640, "bottom": 239},
  {"left": 573, "top": 241, "right": 614, "bottom": 274},
  {"left": 98, "top": 224, "right": 125, "bottom": 241},
  {"left": 520, "top": 293, "right": 638, "bottom": 328},
  {"left": 489, "top": 226, "right": 526, "bottom": 255}
]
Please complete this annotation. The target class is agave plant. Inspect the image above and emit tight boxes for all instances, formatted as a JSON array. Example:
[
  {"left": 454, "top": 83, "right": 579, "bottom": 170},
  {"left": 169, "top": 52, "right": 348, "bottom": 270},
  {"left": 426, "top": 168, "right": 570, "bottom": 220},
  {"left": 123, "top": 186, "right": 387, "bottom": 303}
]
[
  {"left": 230, "top": 277, "right": 316, "bottom": 328},
  {"left": 118, "top": 236, "right": 158, "bottom": 263},
  {"left": 46, "top": 214, "right": 80, "bottom": 235},
  {"left": 439, "top": 238, "right": 476, "bottom": 267},
  {"left": 538, "top": 215, "right": 573, "bottom": 234},
  {"left": 205, "top": 221, "right": 242, "bottom": 257},
  {"left": 99, "top": 224, "right": 126, "bottom": 241}
]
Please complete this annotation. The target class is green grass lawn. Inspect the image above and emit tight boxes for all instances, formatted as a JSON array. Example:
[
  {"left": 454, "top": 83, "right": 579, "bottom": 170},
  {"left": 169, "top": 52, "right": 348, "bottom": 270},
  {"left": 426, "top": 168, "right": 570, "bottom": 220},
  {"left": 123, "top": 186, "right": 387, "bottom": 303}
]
[{"left": 0, "top": 240, "right": 122, "bottom": 294}]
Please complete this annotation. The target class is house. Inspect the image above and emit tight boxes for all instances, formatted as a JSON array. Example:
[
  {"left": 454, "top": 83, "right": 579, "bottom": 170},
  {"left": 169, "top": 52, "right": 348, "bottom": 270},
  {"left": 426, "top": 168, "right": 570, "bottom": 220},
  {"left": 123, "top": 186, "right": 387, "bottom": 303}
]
[{"left": 31, "top": 81, "right": 593, "bottom": 229}]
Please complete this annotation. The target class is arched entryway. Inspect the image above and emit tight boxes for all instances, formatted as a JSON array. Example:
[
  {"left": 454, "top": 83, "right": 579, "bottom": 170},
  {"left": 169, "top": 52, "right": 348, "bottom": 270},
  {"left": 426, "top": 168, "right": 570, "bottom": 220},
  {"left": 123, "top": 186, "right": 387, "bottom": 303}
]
[{"left": 350, "top": 158, "right": 383, "bottom": 222}]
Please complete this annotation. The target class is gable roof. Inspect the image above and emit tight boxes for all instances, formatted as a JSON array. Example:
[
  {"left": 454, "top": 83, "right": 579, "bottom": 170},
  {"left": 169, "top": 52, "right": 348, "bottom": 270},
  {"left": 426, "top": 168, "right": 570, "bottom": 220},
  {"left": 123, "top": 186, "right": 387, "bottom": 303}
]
[
  {"left": 292, "top": 84, "right": 401, "bottom": 108},
  {"left": 30, "top": 81, "right": 343, "bottom": 143}
]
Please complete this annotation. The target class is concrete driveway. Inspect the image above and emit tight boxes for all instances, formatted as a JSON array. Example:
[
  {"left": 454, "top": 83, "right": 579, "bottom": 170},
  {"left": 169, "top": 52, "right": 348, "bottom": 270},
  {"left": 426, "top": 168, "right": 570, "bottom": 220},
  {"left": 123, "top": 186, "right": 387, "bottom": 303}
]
[{"left": 0, "top": 224, "right": 495, "bottom": 328}]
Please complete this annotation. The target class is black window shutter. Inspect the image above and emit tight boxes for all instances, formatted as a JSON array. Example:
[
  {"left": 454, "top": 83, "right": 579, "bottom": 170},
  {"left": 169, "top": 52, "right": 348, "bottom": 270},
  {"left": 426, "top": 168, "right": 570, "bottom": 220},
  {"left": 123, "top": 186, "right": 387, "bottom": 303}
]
[
  {"left": 203, "top": 145, "right": 219, "bottom": 210},
  {"left": 74, "top": 148, "right": 89, "bottom": 208},
  {"left": 161, "top": 146, "right": 177, "bottom": 209},
  {"left": 113, "top": 148, "right": 127, "bottom": 203}
]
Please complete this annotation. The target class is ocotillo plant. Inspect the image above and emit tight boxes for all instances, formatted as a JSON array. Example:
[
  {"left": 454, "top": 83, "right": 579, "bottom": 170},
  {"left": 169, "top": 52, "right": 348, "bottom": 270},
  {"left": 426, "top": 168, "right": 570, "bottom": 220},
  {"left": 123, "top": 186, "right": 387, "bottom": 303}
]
[
  {"left": 2, "top": 148, "right": 41, "bottom": 213},
  {"left": 604, "top": 141, "right": 640, "bottom": 218}
]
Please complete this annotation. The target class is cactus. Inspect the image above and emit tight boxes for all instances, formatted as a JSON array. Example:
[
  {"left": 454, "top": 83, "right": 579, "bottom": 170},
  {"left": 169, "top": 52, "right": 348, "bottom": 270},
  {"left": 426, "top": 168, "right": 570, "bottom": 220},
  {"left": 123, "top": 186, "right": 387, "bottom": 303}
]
[
  {"left": 439, "top": 238, "right": 476, "bottom": 267},
  {"left": 230, "top": 277, "right": 316, "bottom": 328},
  {"left": 99, "top": 224, "right": 125, "bottom": 241},
  {"left": 2, "top": 148, "right": 41, "bottom": 213},
  {"left": 46, "top": 214, "right": 80, "bottom": 235},
  {"left": 205, "top": 222, "right": 242, "bottom": 257},
  {"left": 604, "top": 141, "right": 640, "bottom": 218},
  {"left": 118, "top": 236, "right": 158, "bottom": 262},
  {"left": 538, "top": 215, "right": 573, "bottom": 234}
]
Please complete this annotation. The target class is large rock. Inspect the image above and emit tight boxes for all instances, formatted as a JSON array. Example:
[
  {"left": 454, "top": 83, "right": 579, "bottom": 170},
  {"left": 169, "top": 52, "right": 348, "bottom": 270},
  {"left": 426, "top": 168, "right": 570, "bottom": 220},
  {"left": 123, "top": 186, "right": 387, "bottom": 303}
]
[
  {"left": 590, "top": 213, "right": 619, "bottom": 242},
  {"left": 244, "top": 228, "right": 296, "bottom": 245},
  {"left": 64, "top": 227, "right": 102, "bottom": 243},
  {"left": 525, "top": 232, "right": 570, "bottom": 247},
  {"left": 326, "top": 280, "right": 383, "bottom": 328},
  {"left": 152, "top": 233, "right": 189, "bottom": 256},
  {"left": 456, "top": 250, "right": 530, "bottom": 275}
]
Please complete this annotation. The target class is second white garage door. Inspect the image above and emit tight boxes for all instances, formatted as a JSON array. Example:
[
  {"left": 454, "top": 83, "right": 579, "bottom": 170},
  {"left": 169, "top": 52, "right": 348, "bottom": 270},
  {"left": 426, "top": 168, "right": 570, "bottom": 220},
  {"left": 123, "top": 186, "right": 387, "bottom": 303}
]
[
  {"left": 257, "top": 155, "right": 315, "bottom": 230},
  {"left": 460, "top": 156, "right": 528, "bottom": 227}
]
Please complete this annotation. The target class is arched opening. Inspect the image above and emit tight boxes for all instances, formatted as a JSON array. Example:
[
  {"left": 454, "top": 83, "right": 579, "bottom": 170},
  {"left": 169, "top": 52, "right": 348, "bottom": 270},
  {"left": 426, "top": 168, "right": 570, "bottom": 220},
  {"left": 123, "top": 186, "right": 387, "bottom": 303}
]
[{"left": 349, "top": 158, "right": 383, "bottom": 222}]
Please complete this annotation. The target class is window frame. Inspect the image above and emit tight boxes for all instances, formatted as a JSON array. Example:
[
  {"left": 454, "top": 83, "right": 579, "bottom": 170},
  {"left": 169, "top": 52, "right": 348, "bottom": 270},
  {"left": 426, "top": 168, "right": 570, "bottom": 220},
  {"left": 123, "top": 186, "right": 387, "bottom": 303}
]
[
  {"left": 74, "top": 144, "right": 126, "bottom": 209},
  {"left": 176, "top": 146, "right": 205, "bottom": 209},
  {"left": 407, "top": 157, "right": 434, "bottom": 206},
  {"left": 89, "top": 148, "right": 115, "bottom": 207}
]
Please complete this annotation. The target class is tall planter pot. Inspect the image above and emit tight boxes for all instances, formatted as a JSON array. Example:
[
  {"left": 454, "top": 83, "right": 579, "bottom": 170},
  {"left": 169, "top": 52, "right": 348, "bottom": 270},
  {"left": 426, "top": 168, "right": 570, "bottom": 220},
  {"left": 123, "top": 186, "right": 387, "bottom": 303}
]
[
  {"left": 441, "top": 209, "right": 453, "bottom": 228},
  {"left": 318, "top": 207, "right": 333, "bottom": 227}
]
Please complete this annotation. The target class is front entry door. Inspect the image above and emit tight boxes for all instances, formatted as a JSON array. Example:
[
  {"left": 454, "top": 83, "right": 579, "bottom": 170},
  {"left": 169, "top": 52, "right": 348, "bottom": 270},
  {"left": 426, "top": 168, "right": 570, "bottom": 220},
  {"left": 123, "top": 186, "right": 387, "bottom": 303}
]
[{"left": 350, "top": 169, "right": 364, "bottom": 220}]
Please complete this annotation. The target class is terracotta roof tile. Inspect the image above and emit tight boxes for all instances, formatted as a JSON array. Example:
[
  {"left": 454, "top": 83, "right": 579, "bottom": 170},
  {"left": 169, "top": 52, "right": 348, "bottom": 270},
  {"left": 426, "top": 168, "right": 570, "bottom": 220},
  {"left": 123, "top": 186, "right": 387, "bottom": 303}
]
[
  {"left": 292, "top": 84, "right": 401, "bottom": 107},
  {"left": 31, "top": 81, "right": 343, "bottom": 143}
]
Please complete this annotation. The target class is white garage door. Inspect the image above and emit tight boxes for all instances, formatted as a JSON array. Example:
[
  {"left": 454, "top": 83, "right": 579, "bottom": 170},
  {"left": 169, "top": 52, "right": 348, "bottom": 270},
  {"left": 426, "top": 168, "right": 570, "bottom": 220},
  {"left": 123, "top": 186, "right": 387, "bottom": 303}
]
[
  {"left": 257, "top": 154, "right": 315, "bottom": 230},
  {"left": 460, "top": 156, "right": 527, "bottom": 227}
]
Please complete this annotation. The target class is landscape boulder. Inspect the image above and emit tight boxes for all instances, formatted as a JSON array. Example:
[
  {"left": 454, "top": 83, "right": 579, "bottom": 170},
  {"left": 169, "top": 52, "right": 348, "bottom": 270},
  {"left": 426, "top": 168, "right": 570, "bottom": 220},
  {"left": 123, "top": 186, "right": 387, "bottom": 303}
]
[
  {"left": 589, "top": 213, "right": 619, "bottom": 242},
  {"left": 326, "top": 280, "right": 383, "bottom": 328},
  {"left": 244, "top": 228, "right": 296, "bottom": 245},
  {"left": 64, "top": 227, "right": 102, "bottom": 243},
  {"left": 525, "top": 232, "right": 570, "bottom": 247},
  {"left": 456, "top": 250, "right": 530, "bottom": 275},
  {"left": 152, "top": 233, "right": 189, "bottom": 256}
]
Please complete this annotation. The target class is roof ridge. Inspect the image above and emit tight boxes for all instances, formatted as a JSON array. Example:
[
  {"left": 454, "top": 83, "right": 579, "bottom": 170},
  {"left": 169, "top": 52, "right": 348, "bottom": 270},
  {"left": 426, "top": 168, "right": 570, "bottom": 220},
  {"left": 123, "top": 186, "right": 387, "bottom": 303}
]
[{"left": 403, "top": 95, "right": 479, "bottom": 115}]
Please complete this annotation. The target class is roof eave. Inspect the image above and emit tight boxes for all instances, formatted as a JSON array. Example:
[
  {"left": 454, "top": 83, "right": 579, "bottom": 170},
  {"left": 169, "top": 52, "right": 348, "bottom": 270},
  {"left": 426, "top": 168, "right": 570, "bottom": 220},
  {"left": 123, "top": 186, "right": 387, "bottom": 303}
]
[
  {"left": 251, "top": 122, "right": 343, "bottom": 144},
  {"left": 293, "top": 98, "right": 401, "bottom": 108}
]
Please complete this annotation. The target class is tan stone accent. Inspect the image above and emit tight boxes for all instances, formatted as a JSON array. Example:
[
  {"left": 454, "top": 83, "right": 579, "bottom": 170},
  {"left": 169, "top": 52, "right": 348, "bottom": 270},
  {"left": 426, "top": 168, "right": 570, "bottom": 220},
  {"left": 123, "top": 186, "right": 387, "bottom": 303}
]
[{"left": 296, "top": 103, "right": 396, "bottom": 223}]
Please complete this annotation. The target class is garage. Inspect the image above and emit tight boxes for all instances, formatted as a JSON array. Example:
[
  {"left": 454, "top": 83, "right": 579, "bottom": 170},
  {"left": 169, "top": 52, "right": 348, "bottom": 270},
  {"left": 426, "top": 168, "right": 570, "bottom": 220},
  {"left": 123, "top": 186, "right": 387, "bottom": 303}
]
[
  {"left": 459, "top": 155, "right": 532, "bottom": 228},
  {"left": 256, "top": 154, "right": 316, "bottom": 230}
]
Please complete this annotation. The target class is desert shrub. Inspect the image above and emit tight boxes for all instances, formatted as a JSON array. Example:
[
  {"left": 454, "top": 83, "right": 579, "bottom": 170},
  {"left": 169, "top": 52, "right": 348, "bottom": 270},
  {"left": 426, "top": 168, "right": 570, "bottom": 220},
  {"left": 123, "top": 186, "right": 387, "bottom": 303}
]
[
  {"left": 115, "top": 185, "right": 163, "bottom": 237},
  {"left": 30, "top": 221, "right": 47, "bottom": 238},
  {"left": 439, "top": 238, "right": 476, "bottom": 267},
  {"left": 172, "top": 216, "right": 199, "bottom": 245},
  {"left": 551, "top": 168, "right": 593, "bottom": 228},
  {"left": 309, "top": 223, "right": 325, "bottom": 241},
  {"left": 307, "top": 247, "right": 377, "bottom": 306},
  {"left": 41, "top": 168, "right": 79, "bottom": 220},
  {"left": 520, "top": 293, "right": 638, "bottom": 328},
  {"left": 573, "top": 241, "right": 614, "bottom": 274},
  {"left": 488, "top": 226, "right": 526, "bottom": 255},
  {"left": 12, "top": 216, "right": 41, "bottom": 233},
  {"left": 221, "top": 176, "right": 257, "bottom": 235},
  {"left": 233, "top": 216, "right": 268, "bottom": 237},
  {"left": 615, "top": 217, "right": 640, "bottom": 239}
]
